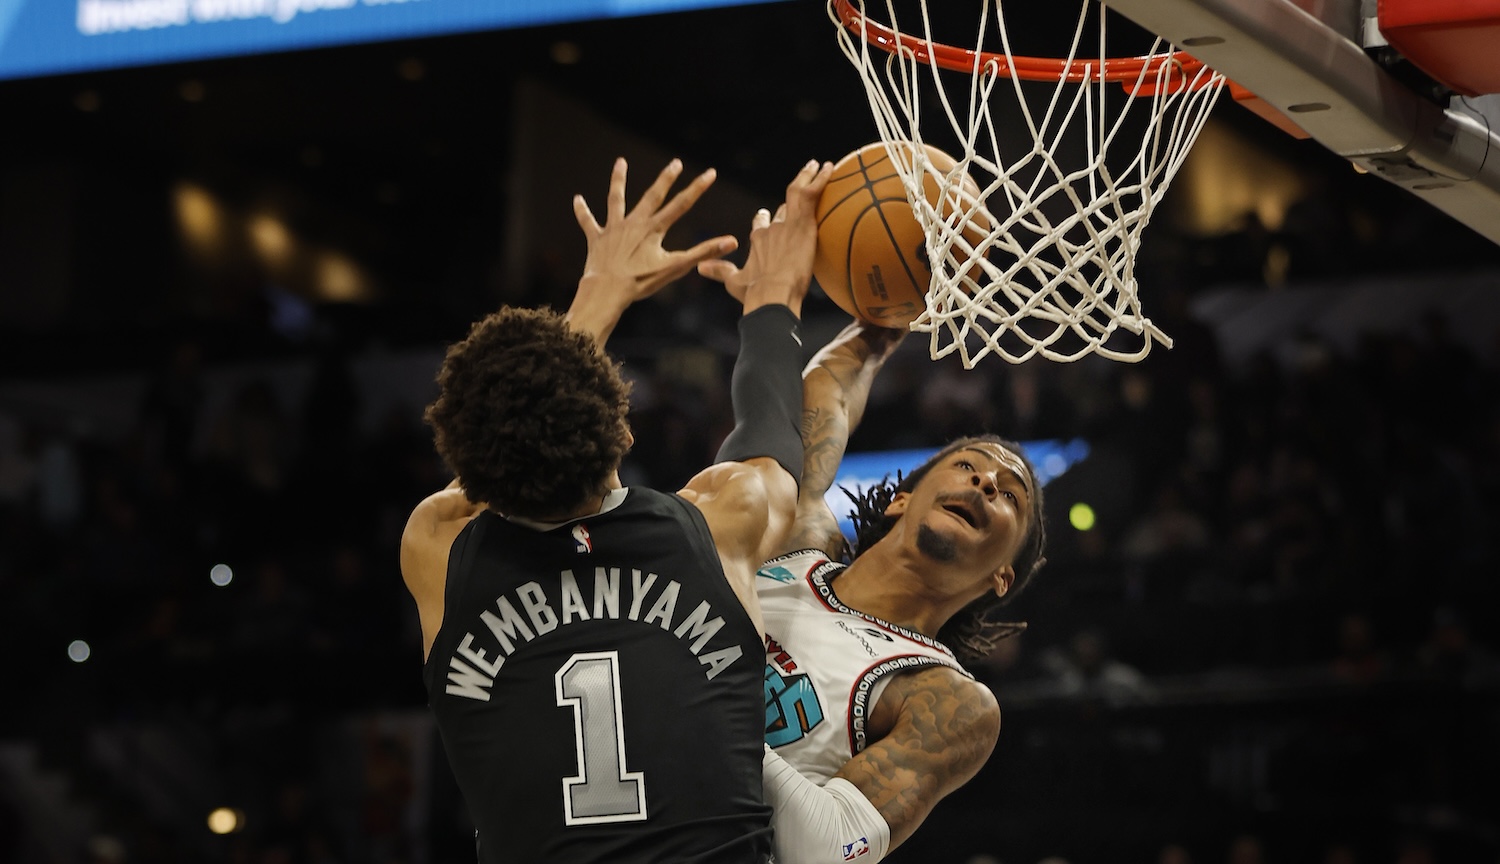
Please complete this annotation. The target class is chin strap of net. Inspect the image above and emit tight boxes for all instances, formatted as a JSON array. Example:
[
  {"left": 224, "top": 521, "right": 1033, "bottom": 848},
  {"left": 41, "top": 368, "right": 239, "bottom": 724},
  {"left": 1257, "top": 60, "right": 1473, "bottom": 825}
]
[{"left": 832, "top": 0, "right": 1224, "bottom": 365}]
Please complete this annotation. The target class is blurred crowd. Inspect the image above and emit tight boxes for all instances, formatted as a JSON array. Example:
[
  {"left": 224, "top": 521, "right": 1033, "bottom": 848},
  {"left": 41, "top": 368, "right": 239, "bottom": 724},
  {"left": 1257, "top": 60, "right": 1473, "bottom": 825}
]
[{"left": 0, "top": 267, "right": 1498, "bottom": 863}]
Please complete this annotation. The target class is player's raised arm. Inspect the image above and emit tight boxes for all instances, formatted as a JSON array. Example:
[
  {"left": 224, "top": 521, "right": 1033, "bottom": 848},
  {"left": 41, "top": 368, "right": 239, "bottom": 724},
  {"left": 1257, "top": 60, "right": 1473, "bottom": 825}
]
[
  {"left": 566, "top": 156, "right": 738, "bottom": 344},
  {"left": 778, "top": 320, "right": 906, "bottom": 560},
  {"left": 687, "top": 159, "right": 835, "bottom": 606},
  {"left": 404, "top": 156, "right": 734, "bottom": 658}
]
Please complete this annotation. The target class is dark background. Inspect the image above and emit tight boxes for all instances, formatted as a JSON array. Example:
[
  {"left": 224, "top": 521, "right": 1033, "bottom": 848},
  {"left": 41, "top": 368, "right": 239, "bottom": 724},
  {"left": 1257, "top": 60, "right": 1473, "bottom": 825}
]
[{"left": 1, "top": 2, "right": 1499, "bottom": 863}]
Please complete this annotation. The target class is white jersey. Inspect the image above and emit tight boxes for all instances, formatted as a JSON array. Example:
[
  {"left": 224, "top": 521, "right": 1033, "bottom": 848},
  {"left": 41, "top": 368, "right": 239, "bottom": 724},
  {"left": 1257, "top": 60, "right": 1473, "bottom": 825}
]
[{"left": 758, "top": 549, "right": 971, "bottom": 784}]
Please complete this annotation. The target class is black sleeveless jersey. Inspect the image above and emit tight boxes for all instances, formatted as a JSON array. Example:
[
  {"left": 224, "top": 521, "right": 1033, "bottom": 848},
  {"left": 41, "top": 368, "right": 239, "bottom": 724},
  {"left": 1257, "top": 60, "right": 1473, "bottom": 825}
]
[{"left": 423, "top": 487, "right": 773, "bottom": 864}]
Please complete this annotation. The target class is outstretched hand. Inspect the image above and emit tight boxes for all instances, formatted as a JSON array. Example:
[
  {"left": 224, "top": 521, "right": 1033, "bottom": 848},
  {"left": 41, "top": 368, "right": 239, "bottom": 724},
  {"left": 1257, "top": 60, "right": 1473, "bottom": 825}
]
[
  {"left": 698, "top": 159, "right": 834, "bottom": 317},
  {"left": 566, "top": 157, "right": 737, "bottom": 344}
]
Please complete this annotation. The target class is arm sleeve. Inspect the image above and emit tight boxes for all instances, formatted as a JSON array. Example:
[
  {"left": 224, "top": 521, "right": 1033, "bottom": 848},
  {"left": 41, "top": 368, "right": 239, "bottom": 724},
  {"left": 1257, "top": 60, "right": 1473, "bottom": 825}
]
[
  {"left": 763, "top": 745, "right": 892, "bottom": 864},
  {"left": 714, "top": 304, "right": 805, "bottom": 483}
]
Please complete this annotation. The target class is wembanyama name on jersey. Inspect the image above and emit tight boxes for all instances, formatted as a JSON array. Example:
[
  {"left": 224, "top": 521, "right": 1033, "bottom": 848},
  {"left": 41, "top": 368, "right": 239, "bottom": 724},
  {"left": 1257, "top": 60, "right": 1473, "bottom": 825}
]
[{"left": 442, "top": 567, "right": 746, "bottom": 701}]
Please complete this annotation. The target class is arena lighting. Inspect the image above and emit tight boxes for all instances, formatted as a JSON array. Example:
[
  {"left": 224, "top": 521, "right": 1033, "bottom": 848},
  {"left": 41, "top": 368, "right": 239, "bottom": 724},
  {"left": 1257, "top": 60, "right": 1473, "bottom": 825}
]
[
  {"left": 174, "top": 183, "right": 223, "bottom": 253},
  {"left": 206, "top": 807, "right": 243, "bottom": 835},
  {"left": 209, "top": 563, "right": 234, "bottom": 587},
  {"left": 66, "top": 639, "right": 91, "bottom": 663},
  {"left": 1069, "top": 503, "right": 1097, "bottom": 532},
  {"left": 316, "top": 252, "right": 368, "bottom": 302},
  {"left": 249, "top": 214, "right": 293, "bottom": 268},
  {"left": 1175, "top": 121, "right": 1306, "bottom": 234}
]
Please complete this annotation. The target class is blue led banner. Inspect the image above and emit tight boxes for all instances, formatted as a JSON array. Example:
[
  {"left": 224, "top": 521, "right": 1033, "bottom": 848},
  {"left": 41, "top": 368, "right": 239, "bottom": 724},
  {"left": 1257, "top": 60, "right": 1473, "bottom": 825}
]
[{"left": 0, "top": 0, "right": 787, "bottom": 81}]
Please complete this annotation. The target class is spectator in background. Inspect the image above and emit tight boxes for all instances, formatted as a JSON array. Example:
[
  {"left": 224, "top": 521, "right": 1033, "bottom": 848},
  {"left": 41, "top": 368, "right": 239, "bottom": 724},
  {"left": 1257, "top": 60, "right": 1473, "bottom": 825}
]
[
  {"left": 1330, "top": 612, "right": 1386, "bottom": 685},
  {"left": 1418, "top": 607, "right": 1500, "bottom": 691},
  {"left": 1226, "top": 833, "right": 1267, "bottom": 864},
  {"left": 1119, "top": 482, "right": 1212, "bottom": 564},
  {"left": 1041, "top": 629, "right": 1154, "bottom": 707},
  {"left": 35, "top": 425, "right": 83, "bottom": 531},
  {"left": 1321, "top": 841, "right": 1359, "bottom": 864},
  {"left": 138, "top": 340, "right": 204, "bottom": 470},
  {"left": 206, "top": 379, "right": 294, "bottom": 498},
  {"left": 997, "top": 363, "right": 1075, "bottom": 442},
  {"left": 1158, "top": 842, "right": 1193, "bottom": 864},
  {"left": 918, "top": 358, "right": 999, "bottom": 443},
  {"left": 0, "top": 413, "right": 36, "bottom": 510}
]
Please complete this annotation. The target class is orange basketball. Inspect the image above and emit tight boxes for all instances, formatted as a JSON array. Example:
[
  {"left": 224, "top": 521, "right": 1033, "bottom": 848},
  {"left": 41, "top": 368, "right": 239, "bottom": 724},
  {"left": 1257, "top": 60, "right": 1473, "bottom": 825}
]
[{"left": 813, "top": 142, "right": 984, "bottom": 328}]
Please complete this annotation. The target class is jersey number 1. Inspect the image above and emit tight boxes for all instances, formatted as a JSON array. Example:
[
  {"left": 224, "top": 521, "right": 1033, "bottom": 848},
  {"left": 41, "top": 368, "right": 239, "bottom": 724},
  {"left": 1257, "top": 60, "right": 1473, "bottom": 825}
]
[{"left": 554, "top": 651, "right": 648, "bottom": 825}]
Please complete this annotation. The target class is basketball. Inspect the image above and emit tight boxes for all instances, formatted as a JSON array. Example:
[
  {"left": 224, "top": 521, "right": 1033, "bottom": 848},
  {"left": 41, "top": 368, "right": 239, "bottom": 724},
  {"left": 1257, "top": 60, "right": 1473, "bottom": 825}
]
[{"left": 813, "top": 142, "right": 984, "bottom": 328}]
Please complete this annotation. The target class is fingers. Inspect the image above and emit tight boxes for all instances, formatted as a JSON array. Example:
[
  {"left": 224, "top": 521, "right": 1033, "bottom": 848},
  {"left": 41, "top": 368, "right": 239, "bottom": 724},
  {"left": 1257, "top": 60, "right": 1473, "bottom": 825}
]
[
  {"left": 697, "top": 259, "right": 739, "bottom": 285},
  {"left": 751, "top": 208, "right": 772, "bottom": 232},
  {"left": 772, "top": 203, "right": 788, "bottom": 224},
  {"left": 606, "top": 157, "right": 628, "bottom": 223},
  {"left": 784, "top": 159, "right": 835, "bottom": 218},
  {"left": 787, "top": 158, "right": 820, "bottom": 189},
  {"left": 806, "top": 160, "right": 835, "bottom": 197},
  {"left": 654, "top": 166, "right": 718, "bottom": 228},
  {"left": 698, "top": 259, "right": 748, "bottom": 303},
  {"left": 631, "top": 158, "right": 684, "bottom": 221},
  {"left": 573, "top": 194, "right": 602, "bottom": 237},
  {"left": 677, "top": 234, "right": 739, "bottom": 267}
]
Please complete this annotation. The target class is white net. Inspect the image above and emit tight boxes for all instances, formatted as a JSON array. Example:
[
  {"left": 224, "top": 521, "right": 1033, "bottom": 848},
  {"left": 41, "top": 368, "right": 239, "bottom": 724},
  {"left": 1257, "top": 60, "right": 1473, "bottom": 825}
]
[{"left": 831, "top": 0, "right": 1225, "bottom": 365}]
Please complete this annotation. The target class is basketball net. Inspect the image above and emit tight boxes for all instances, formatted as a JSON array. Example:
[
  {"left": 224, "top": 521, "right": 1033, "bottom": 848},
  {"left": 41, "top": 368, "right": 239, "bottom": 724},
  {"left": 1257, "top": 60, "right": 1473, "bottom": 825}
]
[{"left": 832, "top": 0, "right": 1225, "bottom": 365}]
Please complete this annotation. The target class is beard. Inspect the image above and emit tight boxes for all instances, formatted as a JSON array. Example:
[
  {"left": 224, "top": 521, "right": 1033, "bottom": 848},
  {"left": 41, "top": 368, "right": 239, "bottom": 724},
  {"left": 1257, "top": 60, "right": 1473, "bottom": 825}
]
[{"left": 916, "top": 523, "right": 960, "bottom": 562}]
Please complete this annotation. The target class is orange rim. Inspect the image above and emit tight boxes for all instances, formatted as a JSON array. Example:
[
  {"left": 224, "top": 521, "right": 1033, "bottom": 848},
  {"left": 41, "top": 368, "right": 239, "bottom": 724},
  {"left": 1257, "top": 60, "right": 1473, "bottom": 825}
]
[{"left": 832, "top": 0, "right": 1210, "bottom": 87}]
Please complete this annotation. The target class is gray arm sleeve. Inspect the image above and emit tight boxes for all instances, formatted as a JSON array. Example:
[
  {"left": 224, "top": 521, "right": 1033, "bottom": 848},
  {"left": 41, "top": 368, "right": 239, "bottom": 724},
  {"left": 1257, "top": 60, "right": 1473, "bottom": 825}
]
[{"left": 714, "top": 304, "right": 805, "bottom": 484}]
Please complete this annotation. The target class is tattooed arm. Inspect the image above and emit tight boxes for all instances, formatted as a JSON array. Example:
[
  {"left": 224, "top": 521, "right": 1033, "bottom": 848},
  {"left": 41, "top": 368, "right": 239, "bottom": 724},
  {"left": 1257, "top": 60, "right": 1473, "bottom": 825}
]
[
  {"left": 761, "top": 665, "right": 999, "bottom": 862},
  {"left": 835, "top": 666, "right": 1001, "bottom": 853},
  {"left": 777, "top": 321, "right": 906, "bottom": 558}
]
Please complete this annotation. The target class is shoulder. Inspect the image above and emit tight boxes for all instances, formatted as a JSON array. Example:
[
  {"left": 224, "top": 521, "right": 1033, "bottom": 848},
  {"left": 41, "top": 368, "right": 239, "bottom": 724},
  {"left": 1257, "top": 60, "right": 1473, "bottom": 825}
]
[
  {"left": 405, "top": 487, "right": 482, "bottom": 536},
  {"left": 677, "top": 457, "right": 796, "bottom": 550},
  {"left": 401, "top": 488, "right": 483, "bottom": 582},
  {"left": 677, "top": 459, "right": 779, "bottom": 506}
]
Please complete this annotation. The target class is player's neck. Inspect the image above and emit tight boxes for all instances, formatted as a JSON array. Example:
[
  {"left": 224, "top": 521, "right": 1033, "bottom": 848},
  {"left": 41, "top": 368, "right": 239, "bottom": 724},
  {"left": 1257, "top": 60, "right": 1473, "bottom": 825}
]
[
  {"left": 506, "top": 472, "right": 624, "bottom": 524},
  {"left": 838, "top": 546, "right": 973, "bottom": 638}
]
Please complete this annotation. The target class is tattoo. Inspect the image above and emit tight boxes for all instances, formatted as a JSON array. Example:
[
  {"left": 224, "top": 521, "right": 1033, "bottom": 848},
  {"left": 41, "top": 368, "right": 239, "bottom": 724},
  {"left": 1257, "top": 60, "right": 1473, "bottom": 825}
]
[
  {"left": 800, "top": 404, "right": 849, "bottom": 502},
  {"left": 833, "top": 668, "right": 1000, "bottom": 851},
  {"left": 783, "top": 325, "right": 905, "bottom": 559},
  {"left": 781, "top": 509, "right": 844, "bottom": 560}
]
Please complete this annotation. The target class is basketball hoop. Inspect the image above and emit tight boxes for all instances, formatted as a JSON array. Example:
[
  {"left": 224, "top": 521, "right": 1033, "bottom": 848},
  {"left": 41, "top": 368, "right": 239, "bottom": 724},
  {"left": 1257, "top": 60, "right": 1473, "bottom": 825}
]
[{"left": 830, "top": 0, "right": 1226, "bottom": 365}]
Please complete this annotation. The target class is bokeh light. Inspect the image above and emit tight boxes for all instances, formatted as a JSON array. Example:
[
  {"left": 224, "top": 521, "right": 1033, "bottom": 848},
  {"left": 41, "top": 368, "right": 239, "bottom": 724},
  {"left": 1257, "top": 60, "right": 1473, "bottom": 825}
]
[
  {"left": 1069, "top": 502, "right": 1096, "bottom": 532},
  {"left": 210, "top": 564, "right": 234, "bottom": 587},
  {"left": 206, "top": 807, "right": 243, "bottom": 835},
  {"left": 67, "top": 640, "right": 91, "bottom": 663}
]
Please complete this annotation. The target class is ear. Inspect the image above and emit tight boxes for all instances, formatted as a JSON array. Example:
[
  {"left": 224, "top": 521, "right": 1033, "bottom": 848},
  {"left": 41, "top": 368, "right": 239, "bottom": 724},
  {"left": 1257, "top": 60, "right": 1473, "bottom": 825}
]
[
  {"left": 991, "top": 565, "right": 1016, "bottom": 598},
  {"left": 623, "top": 425, "right": 636, "bottom": 451},
  {"left": 883, "top": 491, "right": 910, "bottom": 518}
]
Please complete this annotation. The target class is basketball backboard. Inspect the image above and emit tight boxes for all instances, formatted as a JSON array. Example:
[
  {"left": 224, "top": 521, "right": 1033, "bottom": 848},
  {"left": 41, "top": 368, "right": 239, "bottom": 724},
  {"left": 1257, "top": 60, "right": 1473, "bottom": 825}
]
[{"left": 1108, "top": 0, "right": 1500, "bottom": 245}]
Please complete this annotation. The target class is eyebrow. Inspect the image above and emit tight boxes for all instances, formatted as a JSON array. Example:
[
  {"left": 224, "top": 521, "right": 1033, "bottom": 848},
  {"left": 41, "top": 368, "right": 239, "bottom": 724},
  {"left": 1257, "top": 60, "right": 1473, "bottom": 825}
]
[{"left": 957, "top": 446, "right": 1035, "bottom": 499}]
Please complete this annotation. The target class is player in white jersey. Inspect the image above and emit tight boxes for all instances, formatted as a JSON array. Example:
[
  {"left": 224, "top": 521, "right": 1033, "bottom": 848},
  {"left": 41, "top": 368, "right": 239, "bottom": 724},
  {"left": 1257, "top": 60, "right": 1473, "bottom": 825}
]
[
  {"left": 758, "top": 548, "right": 968, "bottom": 788},
  {"left": 749, "top": 323, "right": 1048, "bottom": 864}
]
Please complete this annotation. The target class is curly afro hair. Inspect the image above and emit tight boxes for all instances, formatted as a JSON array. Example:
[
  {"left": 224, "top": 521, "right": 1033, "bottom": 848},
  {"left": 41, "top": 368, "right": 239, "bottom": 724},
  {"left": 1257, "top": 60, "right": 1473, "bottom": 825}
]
[
  {"left": 424, "top": 306, "right": 632, "bottom": 520},
  {"left": 843, "top": 435, "right": 1047, "bottom": 666}
]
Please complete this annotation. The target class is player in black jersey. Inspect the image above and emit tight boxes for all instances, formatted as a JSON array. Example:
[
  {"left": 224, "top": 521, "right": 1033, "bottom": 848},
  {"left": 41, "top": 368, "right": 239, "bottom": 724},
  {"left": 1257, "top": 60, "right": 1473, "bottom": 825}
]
[{"left": 400, "top": 156, "right": 834, "bottom": 863}]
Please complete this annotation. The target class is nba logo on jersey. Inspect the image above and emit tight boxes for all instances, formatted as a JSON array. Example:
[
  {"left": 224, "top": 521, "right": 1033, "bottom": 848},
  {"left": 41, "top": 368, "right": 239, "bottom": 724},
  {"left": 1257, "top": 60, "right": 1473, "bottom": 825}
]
[
  {"left": 570, "top": 524, "right": 592, "bottom": 553},
  {"left": 842, "top": 837, "right": 870, "bottom": 860}
]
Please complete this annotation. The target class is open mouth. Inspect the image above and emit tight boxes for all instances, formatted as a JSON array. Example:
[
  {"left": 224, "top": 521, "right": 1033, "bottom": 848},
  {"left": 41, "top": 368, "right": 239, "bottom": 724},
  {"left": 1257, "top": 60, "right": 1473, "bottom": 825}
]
[{"left": 941, "top": 502, "right": 979, "bottom": 528}]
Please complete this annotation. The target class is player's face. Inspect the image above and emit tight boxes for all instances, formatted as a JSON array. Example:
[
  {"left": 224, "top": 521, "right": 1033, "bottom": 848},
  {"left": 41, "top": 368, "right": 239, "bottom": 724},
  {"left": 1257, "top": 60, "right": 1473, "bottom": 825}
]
[{"left": 889, "top": 443, "right": 1033, "bottom": 580}]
